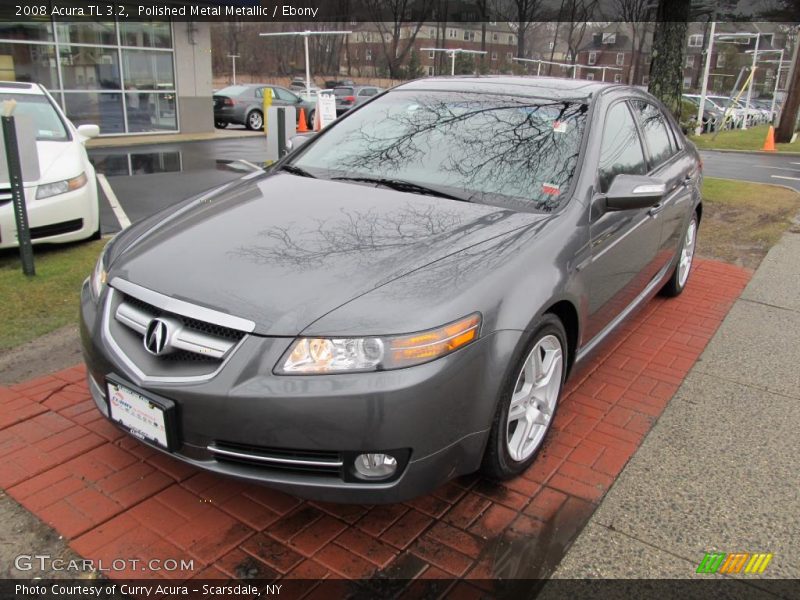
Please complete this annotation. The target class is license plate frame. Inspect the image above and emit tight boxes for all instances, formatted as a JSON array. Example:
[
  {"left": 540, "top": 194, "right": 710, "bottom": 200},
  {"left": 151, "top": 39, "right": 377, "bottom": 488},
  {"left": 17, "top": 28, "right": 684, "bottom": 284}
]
[{"left": 106, "top": 375, "right": 178, "bottom": 451}]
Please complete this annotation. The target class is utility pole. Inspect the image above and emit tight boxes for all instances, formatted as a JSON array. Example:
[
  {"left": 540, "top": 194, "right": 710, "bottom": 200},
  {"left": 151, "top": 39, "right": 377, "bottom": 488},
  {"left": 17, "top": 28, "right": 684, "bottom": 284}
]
[
  {"left": 696, "top": 21, "right": 715, "bottom": 135},
  {"left": 227, "top": 54, "right": 239, "bottom": 85},
  {"left": 776, "top": 26, "right": 800, "bottom": 144}
]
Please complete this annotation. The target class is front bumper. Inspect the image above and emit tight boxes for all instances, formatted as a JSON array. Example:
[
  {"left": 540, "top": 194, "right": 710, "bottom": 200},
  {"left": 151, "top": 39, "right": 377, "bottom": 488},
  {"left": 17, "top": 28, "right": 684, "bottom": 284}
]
[
  {"left": 0, "top": 179, "right": 98, "bottom": 249},
  {"left": 80, "top": 280, "right": 522, "bottom": 503}
]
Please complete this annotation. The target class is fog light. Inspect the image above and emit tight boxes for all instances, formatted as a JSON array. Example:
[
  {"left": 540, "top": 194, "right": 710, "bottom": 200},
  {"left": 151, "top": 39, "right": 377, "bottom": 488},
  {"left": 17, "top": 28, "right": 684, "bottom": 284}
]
[{"left": 353, "top": 453, "right": 397, "bottom": 480}]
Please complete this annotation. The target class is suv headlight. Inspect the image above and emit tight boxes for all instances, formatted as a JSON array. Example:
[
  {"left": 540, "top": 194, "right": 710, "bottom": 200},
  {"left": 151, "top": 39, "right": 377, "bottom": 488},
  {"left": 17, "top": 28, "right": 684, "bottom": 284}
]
[
  {"left": 276, "top": 313, "right": 481, "bottom": 374},
  {"left": 36, "top": 173, "right": 88, "bottom": 199}
]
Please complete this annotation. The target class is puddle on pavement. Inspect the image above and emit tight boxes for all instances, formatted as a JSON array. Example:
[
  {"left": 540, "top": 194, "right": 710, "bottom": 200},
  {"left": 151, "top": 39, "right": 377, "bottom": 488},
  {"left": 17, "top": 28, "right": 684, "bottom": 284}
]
[{"left": 89, "top": 150, "right": 268, "bottom": 177}]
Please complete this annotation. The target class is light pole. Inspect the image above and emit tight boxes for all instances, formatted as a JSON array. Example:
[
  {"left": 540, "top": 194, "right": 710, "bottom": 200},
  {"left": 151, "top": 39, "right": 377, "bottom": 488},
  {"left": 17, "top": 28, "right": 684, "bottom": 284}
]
[
  {"left": 747, "top": 48, "right": 786, "bottom": 122},
  {"left": 421, "top": 48, "right": 487, "bottom": 76},
  {"left": 227, "top": 54, "right": 239, "bottom": 85},
  {"left": 696, "top": 22, "right": 716, "bottom": 135},
  {"left": 260, "top": 30, "right": 352, "bottom": 97}
]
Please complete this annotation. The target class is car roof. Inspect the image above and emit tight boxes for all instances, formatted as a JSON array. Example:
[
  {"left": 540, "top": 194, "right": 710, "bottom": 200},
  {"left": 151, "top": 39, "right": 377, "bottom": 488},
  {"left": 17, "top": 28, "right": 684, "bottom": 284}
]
[
  {"left": 395, "top": 76, "right": 622, "bottom": 100},
  {"left": 0, "top": 81, "right": 45, "bottom": 95}
]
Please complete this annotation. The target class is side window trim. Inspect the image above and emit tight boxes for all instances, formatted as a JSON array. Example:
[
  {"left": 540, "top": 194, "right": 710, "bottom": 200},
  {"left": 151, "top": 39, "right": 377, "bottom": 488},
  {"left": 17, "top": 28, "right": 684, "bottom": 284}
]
[{"left": 597, "top": 98, "right": 648, "bottom": 192}]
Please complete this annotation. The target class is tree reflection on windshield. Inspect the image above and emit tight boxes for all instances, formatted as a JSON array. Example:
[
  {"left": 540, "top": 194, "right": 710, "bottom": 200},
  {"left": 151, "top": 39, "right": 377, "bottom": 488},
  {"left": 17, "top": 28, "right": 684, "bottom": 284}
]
[{"left": 294, "top": 91, "right": 588, "bottom": 212}]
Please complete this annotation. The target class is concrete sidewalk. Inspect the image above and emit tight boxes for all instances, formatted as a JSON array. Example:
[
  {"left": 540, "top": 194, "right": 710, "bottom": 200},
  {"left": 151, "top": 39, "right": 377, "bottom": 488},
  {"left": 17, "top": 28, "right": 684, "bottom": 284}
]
[{"left": 549, "top": 230, "right": 800, "bottom": 582}]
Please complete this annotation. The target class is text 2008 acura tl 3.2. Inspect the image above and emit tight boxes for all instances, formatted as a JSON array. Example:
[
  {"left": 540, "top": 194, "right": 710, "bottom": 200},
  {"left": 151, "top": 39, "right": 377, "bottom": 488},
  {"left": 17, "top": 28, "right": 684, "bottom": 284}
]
[{"left": 80, "top": 77, "right": 701, "bottom": 503}]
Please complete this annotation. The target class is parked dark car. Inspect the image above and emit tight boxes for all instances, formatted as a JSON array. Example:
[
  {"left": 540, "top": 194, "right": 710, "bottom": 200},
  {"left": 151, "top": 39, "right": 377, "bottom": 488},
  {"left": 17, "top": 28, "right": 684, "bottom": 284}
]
[
  {"left": 324, "top": 79, "right": 355, "bottom": 89},
  {"left": 333, "top": 85, "right": 383, "bottom": 115},
  {"left": 81, "top": 77, "right": 702, "bottom": 503},
  {"left": 213, "top": 84, "right": 315, "bottom": 130}
]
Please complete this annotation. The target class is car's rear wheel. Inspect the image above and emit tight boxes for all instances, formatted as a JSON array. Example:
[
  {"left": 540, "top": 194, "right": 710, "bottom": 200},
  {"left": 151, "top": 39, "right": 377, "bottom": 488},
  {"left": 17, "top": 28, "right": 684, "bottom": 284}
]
[
  {"left": 214, "top": 120, "right": 228, "bottom": 129},
  {"left": 482, "top": 315, "right": 566, "bottom": 479},
  {"left": 660, "top": 213, "right": 698, "bottom": 297},
  {"left": 307, "top": 109, "right": 315, "bottom": 129},
  {"left": 246, "top": 110, "right": 263, "bottom": 131}
]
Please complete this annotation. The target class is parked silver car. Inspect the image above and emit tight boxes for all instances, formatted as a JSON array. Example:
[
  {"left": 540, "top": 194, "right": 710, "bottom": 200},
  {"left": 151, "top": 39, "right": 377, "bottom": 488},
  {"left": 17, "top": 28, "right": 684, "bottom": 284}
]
[
  {"left": 213, "top": 84, "right": 315, "bottom": 130},
  {"left": 333, "top": 85, "right": 383, "bottom": 115}
]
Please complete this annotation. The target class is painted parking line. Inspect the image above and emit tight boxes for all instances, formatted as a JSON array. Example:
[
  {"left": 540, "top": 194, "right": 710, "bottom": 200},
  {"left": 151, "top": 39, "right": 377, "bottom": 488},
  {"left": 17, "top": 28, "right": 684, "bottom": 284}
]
[
  {"left": 96, "top": 173, "right": 131, "bottom": 230},
  {"left": 771, "top": 175, "right": 800, "bottom": 182},
  {"left": 754, "top": 165, "right": 800, "bottom": 172},
  {"left": 236, "top": 158, "right": 264, "bottom": 171}
]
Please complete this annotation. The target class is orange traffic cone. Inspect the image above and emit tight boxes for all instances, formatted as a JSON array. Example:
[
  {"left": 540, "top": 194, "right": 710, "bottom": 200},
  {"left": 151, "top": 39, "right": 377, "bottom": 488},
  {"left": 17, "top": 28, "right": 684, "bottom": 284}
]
[
  {"left": 297, "top": 108, "right": 309, "bottom": 133},
  {"left": 763, "top": 125, "right": 776, "bottom": 152}
]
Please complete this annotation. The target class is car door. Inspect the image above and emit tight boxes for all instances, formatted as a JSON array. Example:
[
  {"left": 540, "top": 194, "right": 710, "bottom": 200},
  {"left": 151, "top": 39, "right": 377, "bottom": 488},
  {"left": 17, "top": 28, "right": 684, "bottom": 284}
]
[
  {"left": 630, "top": 100, "right": 697, "bottom": 271},
  {"left": 584, "top": 99, "right": 664, "bottom": 342}
]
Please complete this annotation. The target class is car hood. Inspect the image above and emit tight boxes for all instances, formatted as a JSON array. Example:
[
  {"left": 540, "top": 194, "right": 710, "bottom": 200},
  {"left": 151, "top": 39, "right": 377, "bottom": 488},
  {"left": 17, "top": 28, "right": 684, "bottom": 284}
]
[{"left": 110, "top": 173, "right": 549, "bottom": 335}]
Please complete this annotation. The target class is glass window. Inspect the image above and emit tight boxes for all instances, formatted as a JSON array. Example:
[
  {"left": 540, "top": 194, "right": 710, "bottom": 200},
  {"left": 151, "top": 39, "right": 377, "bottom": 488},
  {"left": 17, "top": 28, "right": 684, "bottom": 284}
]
[
  {"left": 63, "top": 91, "right": 124, "bottom": 134},
  {"left": 59, "top": 45, "right": 120, "bottom": 90},
  {"left": 55, "top": 22, "right": 117, "bottom": 46},
  {"left": 598, "top": 102, "right": 647, "bottom": 193},
  {"left": 0, "top": 92, "right": 67, "bottom": 141},
  {"left": 274, "top": 87, "right": 297, "bottom": 102},
  {"left": 0, "top": 21, "right": 53, "bottom": 42},
  {"left": 125, "top": 92, "right": 177, "bottom": 132},
  {"left": 631, "top": 100, "right": 675, "bottom": 167},
  {"left": 119, "top": 21, "right": 171, "bottom": 48},
  {"left": 292, "top": 91, "right": 589, "bottom": 213},
  {"left": 122, "top": 49, "right": 174, "bottom": 90},
  {"left": 0, "top": 43, "right": 58, "bottom": 88}
]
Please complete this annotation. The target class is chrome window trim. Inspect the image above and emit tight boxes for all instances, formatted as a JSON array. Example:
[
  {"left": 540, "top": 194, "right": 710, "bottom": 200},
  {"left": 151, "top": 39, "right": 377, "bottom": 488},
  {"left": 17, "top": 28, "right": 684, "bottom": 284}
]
[{"left": 207, "top": 445, "right": 344, "bottom": 468}]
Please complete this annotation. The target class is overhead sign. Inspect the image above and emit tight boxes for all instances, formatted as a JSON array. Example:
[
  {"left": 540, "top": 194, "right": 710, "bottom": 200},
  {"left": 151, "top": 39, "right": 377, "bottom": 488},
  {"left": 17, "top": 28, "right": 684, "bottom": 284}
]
[{"left": 316, "top": 91, "right": 337, "bottom": 130}]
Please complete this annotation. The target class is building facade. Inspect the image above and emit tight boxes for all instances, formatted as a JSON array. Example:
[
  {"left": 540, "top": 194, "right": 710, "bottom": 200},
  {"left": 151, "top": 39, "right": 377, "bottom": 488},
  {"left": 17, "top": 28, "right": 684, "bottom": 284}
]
[{"left": 0, "top": 19, "right": 213, "bottom": 136}]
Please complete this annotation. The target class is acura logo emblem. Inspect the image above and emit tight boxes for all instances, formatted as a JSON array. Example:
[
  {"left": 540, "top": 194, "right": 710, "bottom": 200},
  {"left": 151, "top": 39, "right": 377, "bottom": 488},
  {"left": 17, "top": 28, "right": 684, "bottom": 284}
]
[{"left": 144, "top": 319, "right": 170, "bottom": 356}]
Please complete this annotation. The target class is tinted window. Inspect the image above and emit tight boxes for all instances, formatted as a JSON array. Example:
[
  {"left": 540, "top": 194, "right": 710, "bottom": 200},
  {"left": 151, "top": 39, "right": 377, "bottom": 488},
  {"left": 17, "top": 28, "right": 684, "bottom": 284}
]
[
  {"left": 359, "top": 88, "right": 378, "bottom": 96},
  {"left": 632, "top": 100, "right": 675, "bottom": 167},
  {"left": 216, "top": 85, "right": 250, "bottom": 97},
  {"left": 334, "top": 87, "right": 354, "bottom": 96},
  {"left": 292, "top": 91, "right": 588, "bottom": 212},
  {"left": 598, "top": 102, "right": 647, "bottom": 192},
  {"left": 275, "top": 87, "right": 298, "bottom": 102}
]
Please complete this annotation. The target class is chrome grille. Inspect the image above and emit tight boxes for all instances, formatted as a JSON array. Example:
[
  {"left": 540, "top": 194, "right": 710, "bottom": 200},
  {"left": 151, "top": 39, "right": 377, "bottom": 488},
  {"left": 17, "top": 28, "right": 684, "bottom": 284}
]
[{"left": 115, "top": 293, "right": 245, "bottom": 361}]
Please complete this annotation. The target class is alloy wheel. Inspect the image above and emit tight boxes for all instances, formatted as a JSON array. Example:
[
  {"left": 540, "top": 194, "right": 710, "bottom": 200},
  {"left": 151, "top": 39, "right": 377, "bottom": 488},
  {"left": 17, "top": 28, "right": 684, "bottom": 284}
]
[
  {"left": 506, "top": 334, "right": 563, "bottom": 462},
  {"left": 678, "top": 218, "right": 697, "bottom": 288}
]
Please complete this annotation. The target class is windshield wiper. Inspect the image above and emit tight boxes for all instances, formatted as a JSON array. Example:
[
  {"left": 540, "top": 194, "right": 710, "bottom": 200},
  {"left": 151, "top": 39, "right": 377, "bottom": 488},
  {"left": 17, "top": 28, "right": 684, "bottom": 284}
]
[
  {"left": 332, "top": 176, "right": 469, "bottom": 202},
  {"left": 278, "top": 164, "right": 316, "bottom": 178}
]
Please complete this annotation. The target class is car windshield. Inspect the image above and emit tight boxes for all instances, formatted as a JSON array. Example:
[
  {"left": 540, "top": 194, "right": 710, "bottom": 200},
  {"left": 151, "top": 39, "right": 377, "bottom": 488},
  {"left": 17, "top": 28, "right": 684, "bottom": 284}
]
[
  {"left": 291, "top": 90, "right": 588, "bottom": 212},
  {"left": 0, "top": 92, "right": 68, "bottom": 141}
]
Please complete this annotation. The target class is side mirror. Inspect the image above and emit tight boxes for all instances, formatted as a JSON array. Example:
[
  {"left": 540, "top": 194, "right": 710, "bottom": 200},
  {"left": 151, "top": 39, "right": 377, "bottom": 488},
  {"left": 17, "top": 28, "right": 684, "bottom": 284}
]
[
  {"left": 76, "top": 124, "right": 100, "bottom": 139},
  {"left": 286, "top": 133, "right": 316, "bottom": 152},
  {"left": 603, "top": 174, "right": 666, "bottom": 211}
]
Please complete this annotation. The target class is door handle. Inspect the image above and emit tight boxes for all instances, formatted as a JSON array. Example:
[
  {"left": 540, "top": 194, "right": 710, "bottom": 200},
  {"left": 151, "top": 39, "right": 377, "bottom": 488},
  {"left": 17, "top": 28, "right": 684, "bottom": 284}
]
[
  {"left": 682, "top": 174, "right": 693, "bottom": 187},
  {"left": 649, "top": 203, "right": 664, "bottom": 217}
]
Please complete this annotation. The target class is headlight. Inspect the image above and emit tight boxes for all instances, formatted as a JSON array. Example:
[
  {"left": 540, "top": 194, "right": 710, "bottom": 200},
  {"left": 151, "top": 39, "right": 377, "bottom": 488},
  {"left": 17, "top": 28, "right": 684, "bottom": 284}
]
[
  {"left": 276, "top": 313, "right": 481, "bottom": 374},
  {"left": 36, "top": 172, "right": 88, "bottom": 199},
  {"left": 89, "top": 243, "right": 109, "bottom": 301}
]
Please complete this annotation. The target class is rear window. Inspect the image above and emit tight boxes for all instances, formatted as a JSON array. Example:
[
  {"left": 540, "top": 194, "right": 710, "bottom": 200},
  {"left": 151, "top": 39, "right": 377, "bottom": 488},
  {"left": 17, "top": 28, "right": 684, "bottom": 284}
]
[
  {"left": 215, "top": 85, "right": 250, "bottom": 97},
  {"left": 334, "top": 87, "right": 354, "bottom": 96}
]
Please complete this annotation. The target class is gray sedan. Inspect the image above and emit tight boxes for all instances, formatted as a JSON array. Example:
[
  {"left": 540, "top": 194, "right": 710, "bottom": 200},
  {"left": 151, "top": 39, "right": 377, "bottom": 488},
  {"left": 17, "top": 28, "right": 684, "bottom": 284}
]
[
  {"left": 333, "top": 85, "right": 383, "bottom": 115},
  {"left": 81, "top": 77, "right": 701, "bottom": 503},
  {"left": 213, "top": 84, "right": 315, "bottom": 130}
]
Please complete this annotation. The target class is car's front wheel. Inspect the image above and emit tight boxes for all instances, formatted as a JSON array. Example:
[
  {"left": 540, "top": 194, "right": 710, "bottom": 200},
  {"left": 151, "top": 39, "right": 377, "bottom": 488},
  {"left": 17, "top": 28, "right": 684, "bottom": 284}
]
[
  {"left": 660, "top": 212, "right": 698, "bottom": 297},
  {"left": 246, "top": 110, "right": 263, "bottom": 131},
  {"left": 482, "top": 315, "right": 566, "bottom": 479}
]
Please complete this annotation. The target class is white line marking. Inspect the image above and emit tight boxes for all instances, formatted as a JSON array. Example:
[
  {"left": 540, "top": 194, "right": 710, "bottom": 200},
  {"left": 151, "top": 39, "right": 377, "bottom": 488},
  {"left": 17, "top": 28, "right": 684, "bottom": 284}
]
[
  {"left": 754, "top": 165, "right": 800, "bottom": 172},
  {"left": 237, "top": 158, "right": 263, "bottom": 172},
  {"left": 770, "top": 175, "right": 800, "bottom": 182},
  {"left": 791, "top": 162, "right": 800, "bottom": 165},
  {"left": 96, "top": 173, "right": 131, "bottom": 230}
]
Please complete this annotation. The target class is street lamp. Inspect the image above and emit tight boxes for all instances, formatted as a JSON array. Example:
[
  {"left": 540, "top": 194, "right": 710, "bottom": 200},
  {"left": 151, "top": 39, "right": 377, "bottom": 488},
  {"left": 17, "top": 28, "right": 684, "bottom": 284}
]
[
  {"left": 512, "top": 57, "right": 578, "bottom": 78},
  {"left": 715, "top": 31, "right": 762, "bottom": 129},
  {"left": 746, "top": 48, "right": 785, "bottom": 122},
  {"left": 227, "top": 54, "right": 239, "bottom": 85},
  {"left": 259, "top": 30, "right": 352, "bottom": 97},
  {"left": 421, "top": 48, "right": 487, "bottom": 76}
]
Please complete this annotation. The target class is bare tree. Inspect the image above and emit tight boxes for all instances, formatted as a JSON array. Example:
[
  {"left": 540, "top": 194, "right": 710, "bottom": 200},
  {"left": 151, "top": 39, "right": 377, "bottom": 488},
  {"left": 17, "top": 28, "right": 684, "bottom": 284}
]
[
  {"left": 497, "top": 0, "right": 543, "bottom": 59},
  {"left": 613, "top": 0, "right": 650, "bottom": 84},
  {"left": 363, "top": 0, "right": 435, "bottom": 78},
  {"left": 648, "top": 0, "right": 691, "bottom": 117},
  {"left": 560, "top": 0, "right": 599, "bottom": 66}
]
